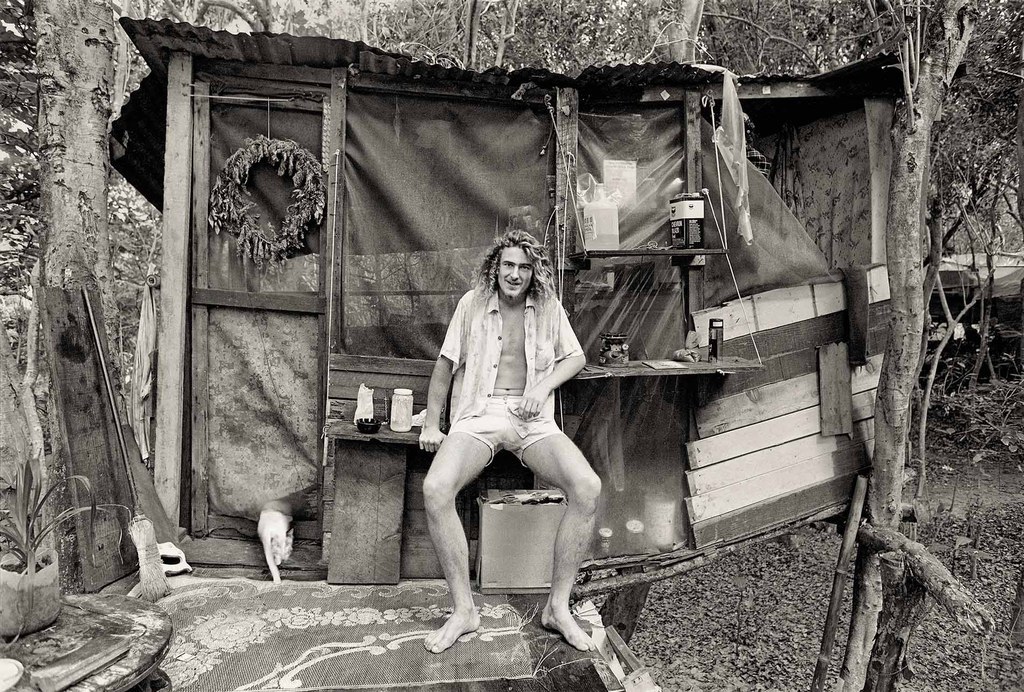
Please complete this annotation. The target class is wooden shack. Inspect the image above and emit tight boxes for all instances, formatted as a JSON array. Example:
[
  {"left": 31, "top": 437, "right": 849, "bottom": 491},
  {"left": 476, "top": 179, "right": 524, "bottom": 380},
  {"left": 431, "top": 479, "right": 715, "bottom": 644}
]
[{"left": 110, "top": 18, "right": 899, "bottom": 591}]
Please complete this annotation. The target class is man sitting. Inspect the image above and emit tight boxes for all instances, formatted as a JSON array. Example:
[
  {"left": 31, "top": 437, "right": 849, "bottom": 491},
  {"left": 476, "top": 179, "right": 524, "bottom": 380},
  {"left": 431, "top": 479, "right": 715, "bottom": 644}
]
[{"left": 418, "top": 229, "right": 603, "bottom": 654}]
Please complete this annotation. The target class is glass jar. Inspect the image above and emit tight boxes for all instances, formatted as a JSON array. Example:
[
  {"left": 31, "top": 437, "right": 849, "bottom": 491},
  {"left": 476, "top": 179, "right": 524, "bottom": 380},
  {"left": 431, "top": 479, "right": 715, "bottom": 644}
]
[{"left": 390, "top": 388, "right": 414, "bottom": 432}]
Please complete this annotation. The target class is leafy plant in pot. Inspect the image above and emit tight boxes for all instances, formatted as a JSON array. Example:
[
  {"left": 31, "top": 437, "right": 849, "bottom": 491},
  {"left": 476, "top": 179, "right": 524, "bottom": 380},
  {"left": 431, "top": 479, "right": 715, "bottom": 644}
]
[{"left": 0, "top": 457, "right": 98, "bottom": 638}]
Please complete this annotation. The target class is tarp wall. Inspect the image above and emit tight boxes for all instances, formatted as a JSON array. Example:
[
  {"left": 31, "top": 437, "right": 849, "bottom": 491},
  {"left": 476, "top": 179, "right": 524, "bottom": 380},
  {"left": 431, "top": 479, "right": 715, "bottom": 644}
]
[{"left": 755, "top": 107, "right": 874, "bottom": 271}]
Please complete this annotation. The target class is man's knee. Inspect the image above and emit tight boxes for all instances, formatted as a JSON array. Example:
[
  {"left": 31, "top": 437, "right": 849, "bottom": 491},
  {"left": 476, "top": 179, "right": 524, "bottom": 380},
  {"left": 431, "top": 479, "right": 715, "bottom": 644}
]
[
  {"left": 569, "top": 470, "right": 602, "bottom": 510},
  {"left": 422, "top": 472, "right": 457, "bottom": 512}
]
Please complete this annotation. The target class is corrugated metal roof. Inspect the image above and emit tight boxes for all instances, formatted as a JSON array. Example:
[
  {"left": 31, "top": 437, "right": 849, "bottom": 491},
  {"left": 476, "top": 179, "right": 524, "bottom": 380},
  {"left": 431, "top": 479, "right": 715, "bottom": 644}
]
[
  {"left": 112, "top": 19, "right": 900, "bottom": 207},
  {"left": 120, "top": 17, "right": 405, "bottom": 75},
  {"left": 575, "top": 62, "right": 723, "bottom": 89}
]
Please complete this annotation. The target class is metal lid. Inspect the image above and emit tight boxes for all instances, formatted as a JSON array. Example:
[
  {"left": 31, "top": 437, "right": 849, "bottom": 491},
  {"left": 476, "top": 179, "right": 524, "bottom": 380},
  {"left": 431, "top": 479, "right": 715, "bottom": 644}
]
[{"left": 393, "top": 388, "right": 413, "bottom": 396}]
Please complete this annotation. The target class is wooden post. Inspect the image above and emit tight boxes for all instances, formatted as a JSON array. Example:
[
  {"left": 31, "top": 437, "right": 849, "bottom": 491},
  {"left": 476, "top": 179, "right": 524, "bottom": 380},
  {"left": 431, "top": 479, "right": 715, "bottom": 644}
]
[
  {"left": 190, "top": 79, "right": 210, "bottom": 536},
  {"left": 154, "top": 51, "right": 193, "bottom": 526},
  {"left": 864, "top": 98, "right": 894, "bottom": 266},
  {"left": 327, "top": 67, "right": 348, "bottom": 355},
  {"left": 554, "top": 87, "right": 579, "bottom": 316},
  {"left": 683, "top": 90, "right": 705, "bottom": 321},
  {"left": 681, "top": 89, "right": 705, "bottom": 548},
  {"left": 600, "top": 578, "right": 652, "bottom": 643},
  {"left": 810, "top": 475, "right": 868, "bottom": 692}
]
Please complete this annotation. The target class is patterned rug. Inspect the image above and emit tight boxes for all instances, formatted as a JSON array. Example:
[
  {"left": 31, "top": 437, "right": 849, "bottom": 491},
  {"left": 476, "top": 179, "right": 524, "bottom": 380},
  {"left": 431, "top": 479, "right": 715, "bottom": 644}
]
[{"left": 157, "top": 578, "right": 536, "bottom": 691}]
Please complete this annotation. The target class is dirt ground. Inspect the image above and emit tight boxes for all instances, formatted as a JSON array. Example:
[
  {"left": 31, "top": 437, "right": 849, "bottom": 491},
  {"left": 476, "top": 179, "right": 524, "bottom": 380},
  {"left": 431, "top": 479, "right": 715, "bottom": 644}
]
[{"left": 629, "top": 444, "right": 1024, "bottom": 692}]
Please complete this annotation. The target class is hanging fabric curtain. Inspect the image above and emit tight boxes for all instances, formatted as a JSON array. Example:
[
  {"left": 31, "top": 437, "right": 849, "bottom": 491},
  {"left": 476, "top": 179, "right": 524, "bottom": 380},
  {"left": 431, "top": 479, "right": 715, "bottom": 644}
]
[
  {"left": 694, "top": 65, "right": 753, "bottom": 244},
  {"left": 130, "top": 277, "right": 157, "bottom": 464}
]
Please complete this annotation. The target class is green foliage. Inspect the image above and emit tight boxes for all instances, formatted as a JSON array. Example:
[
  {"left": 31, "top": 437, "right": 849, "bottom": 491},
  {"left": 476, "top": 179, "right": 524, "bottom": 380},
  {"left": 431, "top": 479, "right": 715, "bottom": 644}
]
[
  {"left": 931, "top": 378, "right": 1024, "bottom": 461},
  {"left": 0, "top": 0, "right": 39, "bottom": 301},
  {"left": 934, "top": 0, "right": 1024, "bottom": 256},
  {"left": 0, "top": 457, "right": 98, "bottom": 576}
]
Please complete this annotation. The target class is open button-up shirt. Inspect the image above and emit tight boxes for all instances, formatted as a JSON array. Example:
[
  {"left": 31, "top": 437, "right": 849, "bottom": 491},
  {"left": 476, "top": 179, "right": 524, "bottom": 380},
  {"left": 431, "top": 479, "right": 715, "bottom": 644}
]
[{"left": 440, "top": 289, "right": 583, "bottom": 424}]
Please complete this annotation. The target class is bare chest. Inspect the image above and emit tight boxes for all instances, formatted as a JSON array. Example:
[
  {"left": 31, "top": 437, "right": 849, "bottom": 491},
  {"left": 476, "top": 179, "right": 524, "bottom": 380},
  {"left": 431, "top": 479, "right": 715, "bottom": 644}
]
[{"left": 498, "top": 305, "right": 526, "bottom": 358}]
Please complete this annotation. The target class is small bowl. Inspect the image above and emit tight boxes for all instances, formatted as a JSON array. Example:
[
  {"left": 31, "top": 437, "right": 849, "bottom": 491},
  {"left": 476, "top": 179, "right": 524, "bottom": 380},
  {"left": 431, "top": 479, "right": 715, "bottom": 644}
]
[{"left": 356, "top": 418, "right": 381, "bottom": 434}]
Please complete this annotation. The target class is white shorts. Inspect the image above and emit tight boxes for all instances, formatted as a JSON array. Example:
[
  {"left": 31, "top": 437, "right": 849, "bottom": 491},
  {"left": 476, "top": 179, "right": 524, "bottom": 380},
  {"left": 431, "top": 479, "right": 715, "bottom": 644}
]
[{"left": 447, "top": 395, "right": 562, "bottom": 463}]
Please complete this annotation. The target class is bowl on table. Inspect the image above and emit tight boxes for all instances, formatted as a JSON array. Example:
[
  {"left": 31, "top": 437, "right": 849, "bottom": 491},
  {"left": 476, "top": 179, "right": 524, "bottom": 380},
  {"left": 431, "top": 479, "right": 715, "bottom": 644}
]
[{"left": 356, "top": 418, "right": 382, "bottom": 434}]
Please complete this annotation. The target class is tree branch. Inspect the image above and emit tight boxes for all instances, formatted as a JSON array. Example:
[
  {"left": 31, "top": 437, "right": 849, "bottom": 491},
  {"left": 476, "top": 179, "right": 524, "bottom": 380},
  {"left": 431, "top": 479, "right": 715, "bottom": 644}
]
[
  {"left": 858, "top": 523, "right": 996, "bottom": 635},
  {"left": 197, "top": 0, "right": 258, "bottom": 29},
  {"left": 702, "top": 11, "right": 820, "bottom": 72},
  {"left": 162, "top": 0, "right": 187, "bottom": 24}
]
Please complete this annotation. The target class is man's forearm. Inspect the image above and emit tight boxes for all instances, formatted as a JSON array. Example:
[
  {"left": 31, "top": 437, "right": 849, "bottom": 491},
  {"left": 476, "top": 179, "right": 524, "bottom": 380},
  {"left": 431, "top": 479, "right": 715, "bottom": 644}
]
[
  {"left": 538, "top": 353, "right": 586, "bottom": 392},
  {"left": 424, "top": 356, "right": 454, "bottom": 429}
]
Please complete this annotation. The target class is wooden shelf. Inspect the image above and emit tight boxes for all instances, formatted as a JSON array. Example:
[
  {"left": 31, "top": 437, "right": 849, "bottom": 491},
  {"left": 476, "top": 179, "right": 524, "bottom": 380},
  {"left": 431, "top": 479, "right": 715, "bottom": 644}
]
[
  {"left": 325, "top": 420, "right": 421, "bottom": 444},
  {"left": 565, "top": 248, "right": 726, "bottom": 270},
  {"left": 573, "top": 357, "right": 763, "bottom": 380}
]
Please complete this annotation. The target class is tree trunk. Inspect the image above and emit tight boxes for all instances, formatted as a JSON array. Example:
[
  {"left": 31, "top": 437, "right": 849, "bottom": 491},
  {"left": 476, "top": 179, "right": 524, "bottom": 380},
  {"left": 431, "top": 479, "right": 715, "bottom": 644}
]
[
  {"left": 35, "top": 0, "right": 116, "bottom": 593},
  {"left": 1011, "top": 565, "right": 1024, "bottom": 646},
  {"left": 968, "top": 251, "right": 995, "bottom": 389},
  {"left": 838, "top": 548, "right": 883, "bottom": 691},
  {"left": 646, "top": 0, "right": 701, "bottom": 62},
  {"left": 862, "top": 556, "right": 931, "bottom": 692},
  {"left": 843, "top": 2, "right": 976, "bottom": 688}
]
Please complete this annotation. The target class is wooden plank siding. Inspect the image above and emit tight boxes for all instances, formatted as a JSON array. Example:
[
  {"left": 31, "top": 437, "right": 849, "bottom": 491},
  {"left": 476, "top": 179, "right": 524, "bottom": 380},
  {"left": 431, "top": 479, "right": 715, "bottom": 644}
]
[
  {"left": 692, "top": 264, "right": 889, "bottom": 347},
  {"left": 690, "top": 473, "right": 860, "bottom": 547},
  {"left": 685, "top": 440, "right": 870, "bottom": 523},
  {"left": 685, "top": 274, "right": 887, "bottom": 548},
  {"left": 327, "top": 441, "right": 406, "bottom": 584},
  {"left": 687, "top": 388, "right": 876, "bottom": 469},
  {"left": 695, "top": 353, "right": 882, "bottom": 437},
  {"left": 704, "top": 301, "right": 890, "bottom": 400}
]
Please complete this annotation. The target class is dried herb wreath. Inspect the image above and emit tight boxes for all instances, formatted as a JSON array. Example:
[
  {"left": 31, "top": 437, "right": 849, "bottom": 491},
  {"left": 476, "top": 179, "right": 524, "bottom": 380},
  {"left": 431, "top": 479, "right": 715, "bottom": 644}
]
[{"left": 209, "top": 135, "right": 327, "bottom": 266}]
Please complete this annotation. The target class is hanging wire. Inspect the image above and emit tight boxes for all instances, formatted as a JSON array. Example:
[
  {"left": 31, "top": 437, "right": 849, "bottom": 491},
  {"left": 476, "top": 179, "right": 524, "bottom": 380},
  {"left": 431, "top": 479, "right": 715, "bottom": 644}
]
[{"left": 705, "top": 94, "right": 762, "bottom": 365}]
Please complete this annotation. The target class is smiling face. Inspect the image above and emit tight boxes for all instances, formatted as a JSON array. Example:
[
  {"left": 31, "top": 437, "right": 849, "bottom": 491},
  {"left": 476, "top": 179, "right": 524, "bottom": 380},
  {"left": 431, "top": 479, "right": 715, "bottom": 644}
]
[{"left": 497, "top": 246, "right": 534, "bottom": 303}]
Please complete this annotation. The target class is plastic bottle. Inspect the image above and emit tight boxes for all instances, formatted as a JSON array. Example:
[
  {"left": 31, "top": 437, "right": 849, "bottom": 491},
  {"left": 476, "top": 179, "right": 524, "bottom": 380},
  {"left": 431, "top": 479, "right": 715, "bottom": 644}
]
[{"left": 582, "top": 184, "right": 619, "bottom": 251}]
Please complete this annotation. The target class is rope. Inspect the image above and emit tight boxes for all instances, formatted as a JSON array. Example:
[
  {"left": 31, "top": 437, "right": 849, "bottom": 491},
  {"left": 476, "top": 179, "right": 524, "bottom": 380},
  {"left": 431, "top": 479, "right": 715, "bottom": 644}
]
[{"left": 705, "top": 96, "right": 762, "bottom": 365}]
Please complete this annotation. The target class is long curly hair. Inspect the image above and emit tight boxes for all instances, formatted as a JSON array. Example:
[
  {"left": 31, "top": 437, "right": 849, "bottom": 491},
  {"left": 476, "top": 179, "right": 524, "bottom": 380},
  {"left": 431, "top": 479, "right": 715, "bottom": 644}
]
[{"left": 476, "top": 229, "right": 555, "bottom": 300}]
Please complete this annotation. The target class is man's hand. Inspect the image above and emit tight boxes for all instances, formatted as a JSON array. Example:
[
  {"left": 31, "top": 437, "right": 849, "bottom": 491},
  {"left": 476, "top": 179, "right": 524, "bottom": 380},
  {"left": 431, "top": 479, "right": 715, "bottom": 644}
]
[
  {"left": 516, "top": 383, "right": 551, "bottom": 420},
  {"left": 420, "top": 425, "right": 446, "bottom": 453}
]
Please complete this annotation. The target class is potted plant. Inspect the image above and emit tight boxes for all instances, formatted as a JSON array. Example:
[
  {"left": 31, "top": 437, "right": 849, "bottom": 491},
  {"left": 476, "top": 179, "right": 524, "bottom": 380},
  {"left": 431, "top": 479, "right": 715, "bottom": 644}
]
[{"left": 0, "top": 457, "right": 98, "bottom": 638}]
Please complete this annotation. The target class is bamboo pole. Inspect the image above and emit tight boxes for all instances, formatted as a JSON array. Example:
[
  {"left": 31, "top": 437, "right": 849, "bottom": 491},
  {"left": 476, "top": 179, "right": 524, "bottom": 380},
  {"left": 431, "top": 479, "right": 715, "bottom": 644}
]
[{"left": 810, "top": 475, "right": 869, "bottom": 692}]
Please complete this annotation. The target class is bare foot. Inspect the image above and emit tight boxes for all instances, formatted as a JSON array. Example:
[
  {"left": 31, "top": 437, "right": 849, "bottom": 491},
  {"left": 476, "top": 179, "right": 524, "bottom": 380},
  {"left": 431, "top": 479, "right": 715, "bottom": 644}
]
[
  {"left": 424, "top": 608, "right": 481, "bottom": 654},
  {"left": 541, "top": 606, "right": 596, "bottom": 652}
]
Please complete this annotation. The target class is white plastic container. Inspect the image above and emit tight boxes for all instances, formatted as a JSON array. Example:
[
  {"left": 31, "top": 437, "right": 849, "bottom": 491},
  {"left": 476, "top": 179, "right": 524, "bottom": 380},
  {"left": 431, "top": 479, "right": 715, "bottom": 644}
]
[
  {"left": 390, "top": 388, "right": 414, "bottom": 432},
  {"left": 582, "top": 184, "right": 619, "bottom": 250}
]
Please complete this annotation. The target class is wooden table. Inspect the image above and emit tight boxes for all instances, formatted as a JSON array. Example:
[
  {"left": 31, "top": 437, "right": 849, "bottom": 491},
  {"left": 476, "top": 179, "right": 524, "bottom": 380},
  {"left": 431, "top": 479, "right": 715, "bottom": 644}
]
[{"left": 1, "top": 594, "right": 173, "bottom": 692}]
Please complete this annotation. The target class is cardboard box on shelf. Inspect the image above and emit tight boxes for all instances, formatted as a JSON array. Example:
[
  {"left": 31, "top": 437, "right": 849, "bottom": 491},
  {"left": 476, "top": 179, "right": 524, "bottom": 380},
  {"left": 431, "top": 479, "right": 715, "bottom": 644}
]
[{"left": 476, "top": 489, "right": 567, "bottom": 594}]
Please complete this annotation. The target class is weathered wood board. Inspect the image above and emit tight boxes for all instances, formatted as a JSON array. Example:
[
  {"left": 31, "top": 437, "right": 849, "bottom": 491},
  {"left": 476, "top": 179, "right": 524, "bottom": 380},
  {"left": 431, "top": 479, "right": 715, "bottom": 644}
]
[
  {"left": 695, "top": 353, "right": 882, "bottom": 437},
  {"left": 818, "top": 342, "right": 853, "bottom": 436},
  {"left": 687, "top": 389, "right": 876, "bottom": 468},
  {"left": 693, "top": 265, "right": 889, "bottom": 347},
  {"left": 43, "top": 288, "right": 138, "bottom": 591},
  {"left": 686, "top": 419, "right": 874, "bottom": 496},
  {"left": 690, "top": 473, "right": 860, "bottom": 547},
  {"left": 685, "top": 440, "right": 871, "bottom": 522},
  {"left": 328, "top": 440, "right": 406, "bottom": 584}
]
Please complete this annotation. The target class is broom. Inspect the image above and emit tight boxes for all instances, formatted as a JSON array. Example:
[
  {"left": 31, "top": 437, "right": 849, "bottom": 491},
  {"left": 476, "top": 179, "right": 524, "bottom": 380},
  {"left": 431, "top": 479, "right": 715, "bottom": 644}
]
[{"left": 82, "top": 288, "right": 170, "bottom": 602}]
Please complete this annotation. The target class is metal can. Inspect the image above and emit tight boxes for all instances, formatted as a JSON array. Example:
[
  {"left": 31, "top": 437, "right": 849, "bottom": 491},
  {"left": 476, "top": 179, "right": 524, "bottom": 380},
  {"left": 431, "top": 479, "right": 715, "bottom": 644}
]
[
  {"left": 669, "top": 192, "right": 705, "bottom": 249},
  {"left": 708, "top": 318, "right": 724, "bottom": 362}
]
